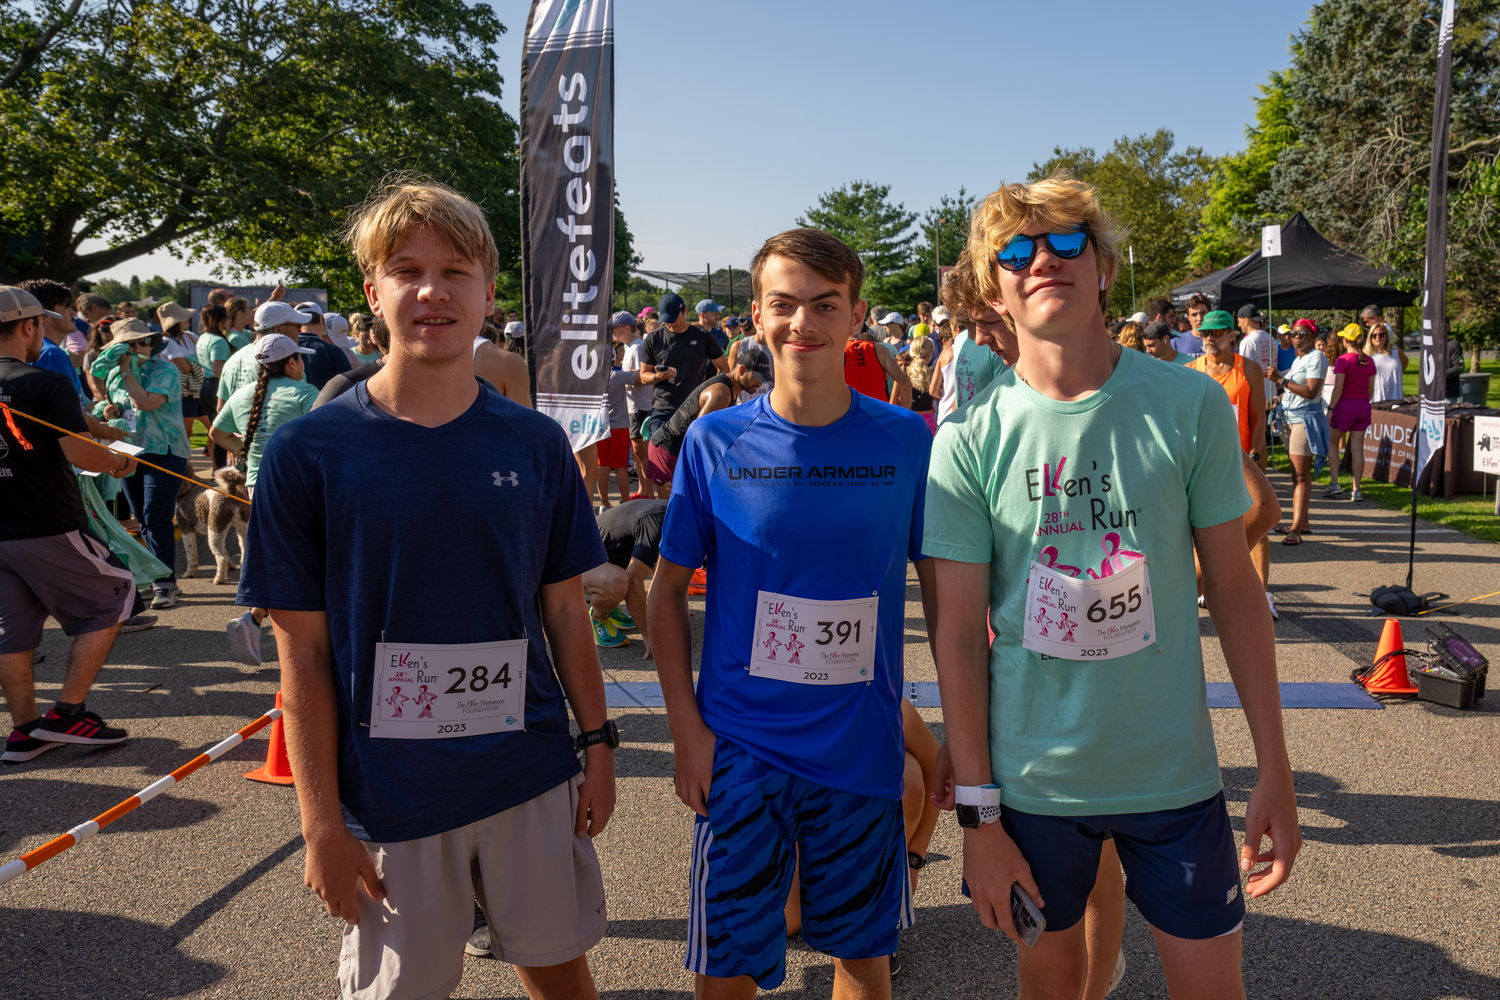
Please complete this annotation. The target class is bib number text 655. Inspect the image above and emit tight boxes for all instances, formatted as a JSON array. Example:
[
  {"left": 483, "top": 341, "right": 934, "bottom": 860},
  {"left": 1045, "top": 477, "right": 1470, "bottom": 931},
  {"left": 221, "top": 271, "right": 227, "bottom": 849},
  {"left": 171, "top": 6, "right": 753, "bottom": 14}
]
[{"left": 1087, "top": 585, "right": 1141, "bottom": 623}]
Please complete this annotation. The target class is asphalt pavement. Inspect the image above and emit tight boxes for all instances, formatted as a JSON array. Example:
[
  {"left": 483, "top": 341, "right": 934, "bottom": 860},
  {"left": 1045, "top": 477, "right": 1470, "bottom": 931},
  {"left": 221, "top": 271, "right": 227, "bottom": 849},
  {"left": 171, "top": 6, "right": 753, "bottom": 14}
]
[{"left": 1, "top": 471, "right": 1497, "bottom": 999}]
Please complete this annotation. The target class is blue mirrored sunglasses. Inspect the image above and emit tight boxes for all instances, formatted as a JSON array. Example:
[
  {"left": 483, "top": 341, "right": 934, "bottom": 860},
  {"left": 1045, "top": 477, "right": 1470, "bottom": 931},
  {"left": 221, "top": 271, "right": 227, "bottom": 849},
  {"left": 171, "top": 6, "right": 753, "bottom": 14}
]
[{"left": 995, "top": 227, "right": 1092, "bottom": 272}]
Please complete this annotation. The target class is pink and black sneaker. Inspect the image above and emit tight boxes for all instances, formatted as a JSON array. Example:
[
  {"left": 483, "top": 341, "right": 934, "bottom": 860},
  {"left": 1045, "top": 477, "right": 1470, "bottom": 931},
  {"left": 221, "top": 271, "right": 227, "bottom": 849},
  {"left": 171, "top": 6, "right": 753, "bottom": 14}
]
[
  {"left": 31, "top": 707, "right": 128, "bottom": 746},
  {"left": 3, "top": 721, "right": 64, "bottom": 763}
]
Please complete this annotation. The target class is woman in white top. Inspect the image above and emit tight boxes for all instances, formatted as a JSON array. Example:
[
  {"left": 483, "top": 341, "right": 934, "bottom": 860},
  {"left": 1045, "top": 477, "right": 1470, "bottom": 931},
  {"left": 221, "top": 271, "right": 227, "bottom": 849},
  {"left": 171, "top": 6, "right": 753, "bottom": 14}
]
[
  {"left": 1364, "top": 323, "right": 1408, "bottom": 403},
  {"left": 156, "top": 302, "right": 205, "bottom": 444}
]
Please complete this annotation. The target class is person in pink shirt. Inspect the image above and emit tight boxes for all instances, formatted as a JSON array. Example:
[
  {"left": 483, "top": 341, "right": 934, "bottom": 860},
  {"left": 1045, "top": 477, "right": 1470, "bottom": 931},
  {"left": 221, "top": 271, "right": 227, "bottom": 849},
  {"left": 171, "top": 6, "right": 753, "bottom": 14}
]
[{"left": 1325, "top": 324, "right": 1376, "bottom": 502}]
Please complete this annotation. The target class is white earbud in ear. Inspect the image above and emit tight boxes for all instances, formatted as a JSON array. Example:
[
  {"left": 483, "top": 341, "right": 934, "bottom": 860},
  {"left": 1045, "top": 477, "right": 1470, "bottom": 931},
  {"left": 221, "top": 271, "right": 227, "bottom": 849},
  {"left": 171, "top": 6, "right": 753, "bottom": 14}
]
[{"left": 1100, "top": 273, "right": 1109, "bottom": 290}]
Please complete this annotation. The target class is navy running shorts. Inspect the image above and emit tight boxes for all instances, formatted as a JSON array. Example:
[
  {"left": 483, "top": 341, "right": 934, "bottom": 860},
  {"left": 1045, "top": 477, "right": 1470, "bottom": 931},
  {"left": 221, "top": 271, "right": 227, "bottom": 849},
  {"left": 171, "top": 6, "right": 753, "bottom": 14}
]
[
  {"left": 685, "top": 737, "right": 911, "bottom": 988},
  {"left": 963, "top": 791, "right": 1245, "bottom": 940}
]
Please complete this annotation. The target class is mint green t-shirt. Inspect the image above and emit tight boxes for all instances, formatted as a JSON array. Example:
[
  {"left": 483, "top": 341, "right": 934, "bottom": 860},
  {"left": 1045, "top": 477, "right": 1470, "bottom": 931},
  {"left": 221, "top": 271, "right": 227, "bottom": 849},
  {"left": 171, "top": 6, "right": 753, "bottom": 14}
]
[
  {"left": 940, "top": 332, "right": 1007, "bottom": 423},
  {"left": 196, "top": 332, "right": 234, "bottom": 373},
  {"left": 217, "top": 341, "right": 260, "bottom": 401},
  {"left": 213, "top": 376, "right": 319, "bottom": 484},
  {"left": 924, "top": 347, "right": 1250, "bottom": 816},
  {"left": 227, "top": 329, "right": 252, "bottom": 352},
  {"left": 1165, "top": 352, "right": 1192, "bottom": 366}
]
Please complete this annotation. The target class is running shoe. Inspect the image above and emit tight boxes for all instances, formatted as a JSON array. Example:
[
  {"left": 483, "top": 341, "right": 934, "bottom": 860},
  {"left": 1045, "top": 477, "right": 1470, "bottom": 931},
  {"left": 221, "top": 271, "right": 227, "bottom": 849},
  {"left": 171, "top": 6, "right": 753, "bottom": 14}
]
[
  {"left": 120, "top": 614, "right": 158, "bottom": 634},
  {"left": 465, "top": 903, "right": 493, "bottom": 957},
  {"left": 31, "top": 708, "right": 128, "bottom": 746},
  {"left": 1266, "top": 592, "right": 1279, "bottom": 621},
  {"left": 2, "top": 723, "right": 62, "bottom": 763},
  {"left": 1321, "top": 484, "right": 1345, "bottom": 498},
  {"left": 608, "top": 606, "right": 636, "bottom": 631},
  {"left": 889, "top": 947, "right": 902, "bottom": 978},
  {"left": 1108, "top": 950, "right": 1127, "bottom": 994},
  {"left": 1350, "top": 489, "right": 1364, "bottom": 503},
  {"left": 593, "top": 616, "right": 627, "bottom": 648},
  {"left": 150, "top": 585, "right": 182, "bottom": 610},
  {"left": 1197, "top": 594, "right": 1207, "bottom": 609},
  {"left": 226, "top": 611, "right": 263, "bottom": 667}
]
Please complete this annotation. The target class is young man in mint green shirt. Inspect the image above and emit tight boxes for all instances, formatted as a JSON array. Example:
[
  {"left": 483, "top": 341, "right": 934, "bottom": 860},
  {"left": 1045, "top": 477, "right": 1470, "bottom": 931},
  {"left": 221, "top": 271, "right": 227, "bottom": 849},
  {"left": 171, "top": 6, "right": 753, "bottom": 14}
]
[{"left": 925, "top": 175, "right": 1299, "bottom": 999}]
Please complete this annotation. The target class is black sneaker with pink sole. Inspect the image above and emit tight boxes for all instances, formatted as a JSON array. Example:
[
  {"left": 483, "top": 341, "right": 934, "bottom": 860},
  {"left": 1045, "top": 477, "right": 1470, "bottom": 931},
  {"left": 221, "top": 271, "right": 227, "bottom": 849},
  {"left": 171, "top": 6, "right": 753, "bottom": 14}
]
[{"left": 2, "top": 721, "right": 63, "bottom": 763}]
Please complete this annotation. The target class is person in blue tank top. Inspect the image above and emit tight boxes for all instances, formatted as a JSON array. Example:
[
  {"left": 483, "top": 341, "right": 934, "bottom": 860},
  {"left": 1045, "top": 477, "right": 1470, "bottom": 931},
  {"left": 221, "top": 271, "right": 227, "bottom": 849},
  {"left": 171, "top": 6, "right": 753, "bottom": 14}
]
[{"left": 650, "top": 228, "right": 937, "bottom": 997}]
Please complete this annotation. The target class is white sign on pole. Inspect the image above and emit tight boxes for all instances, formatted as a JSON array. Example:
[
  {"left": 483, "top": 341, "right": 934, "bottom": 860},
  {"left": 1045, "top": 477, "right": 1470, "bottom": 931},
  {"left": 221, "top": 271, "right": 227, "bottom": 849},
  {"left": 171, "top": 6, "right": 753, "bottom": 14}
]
[
  {"left": 1261, "top": 225, "right": 1283, "bottom": 257},
  {"left": 1474, "top": 415, "right": 1500, "bottom": 473}
]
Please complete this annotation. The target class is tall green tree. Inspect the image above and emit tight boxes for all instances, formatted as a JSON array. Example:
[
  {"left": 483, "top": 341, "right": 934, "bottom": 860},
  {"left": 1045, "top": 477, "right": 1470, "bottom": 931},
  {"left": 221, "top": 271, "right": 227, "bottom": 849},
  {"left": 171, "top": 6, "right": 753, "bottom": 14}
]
[
  {"left": 907, "top": 187, "right": 975, "bottom": 305},
  {"left": 0, "top": 0, "right": 520, "bottom": 298},
  {"left": 1031, "top": 129, "right": 1215, "bottom": 314},
  {"left": 1191, "top": 71, "right": 1299, "bottom": 272},
  {"left": 797, "top": 181, "right": 917, "bottom": 309}
]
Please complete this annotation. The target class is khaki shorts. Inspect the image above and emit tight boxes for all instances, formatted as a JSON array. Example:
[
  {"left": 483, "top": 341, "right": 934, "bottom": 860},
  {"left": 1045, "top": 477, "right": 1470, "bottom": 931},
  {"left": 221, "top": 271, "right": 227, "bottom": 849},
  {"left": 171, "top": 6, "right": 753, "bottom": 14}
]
[
  {"left": 339, "top": 774, "right": 605, "bottom": 1000},
  {"left": 1287, "top": 423, "right": 1313, "bottom": 457}
]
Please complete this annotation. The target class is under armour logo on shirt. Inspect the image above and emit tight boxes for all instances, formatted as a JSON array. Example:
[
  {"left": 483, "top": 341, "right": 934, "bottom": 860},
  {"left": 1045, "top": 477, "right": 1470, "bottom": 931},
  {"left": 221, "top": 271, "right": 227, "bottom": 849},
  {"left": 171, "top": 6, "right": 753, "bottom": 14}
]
[{"left": 492, "top": 471, "right": 518, "bottom": 486}]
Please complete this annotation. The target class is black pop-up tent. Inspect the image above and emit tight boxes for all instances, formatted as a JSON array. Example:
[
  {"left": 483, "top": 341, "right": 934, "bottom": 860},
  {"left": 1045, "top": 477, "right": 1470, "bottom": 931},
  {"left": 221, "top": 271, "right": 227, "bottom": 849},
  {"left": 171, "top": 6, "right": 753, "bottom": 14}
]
[{"left": 1170, "top": 212, "right": 1416, "bottom": 312}]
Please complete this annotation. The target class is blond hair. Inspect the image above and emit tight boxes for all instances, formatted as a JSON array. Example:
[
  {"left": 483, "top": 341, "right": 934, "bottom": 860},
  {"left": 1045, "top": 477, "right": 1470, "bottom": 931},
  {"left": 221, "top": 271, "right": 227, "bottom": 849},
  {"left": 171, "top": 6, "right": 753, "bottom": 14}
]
[
  {"left": 344, "top": 178, "right": 499, "bottom": 280},
  {"left": 907, "top": 335, "right": 934, "bottom": 393},
  {"left": 1117, "top": 321, "right": 1146, "bottom": 353},
  {"left": 968, "top": 171, "right": 1125, "bottom": 313}
]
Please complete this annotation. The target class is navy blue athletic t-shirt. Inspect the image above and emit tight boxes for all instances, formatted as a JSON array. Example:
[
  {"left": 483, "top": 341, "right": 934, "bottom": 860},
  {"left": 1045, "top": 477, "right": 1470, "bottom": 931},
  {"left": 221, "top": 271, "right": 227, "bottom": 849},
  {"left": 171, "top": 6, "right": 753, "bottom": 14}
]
[
  {"left": 659, "top": 388, "right": 931, "bottom": 801},
  {"left": 238, "top": 382, "right": 606, "bottom": 842}
]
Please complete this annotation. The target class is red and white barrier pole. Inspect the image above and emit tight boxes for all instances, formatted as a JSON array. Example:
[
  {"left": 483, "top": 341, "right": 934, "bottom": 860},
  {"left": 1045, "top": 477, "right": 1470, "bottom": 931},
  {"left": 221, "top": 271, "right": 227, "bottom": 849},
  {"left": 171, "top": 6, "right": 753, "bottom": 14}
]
[{"left": 0, "top": 704, "right": 283, "bottom": 887}]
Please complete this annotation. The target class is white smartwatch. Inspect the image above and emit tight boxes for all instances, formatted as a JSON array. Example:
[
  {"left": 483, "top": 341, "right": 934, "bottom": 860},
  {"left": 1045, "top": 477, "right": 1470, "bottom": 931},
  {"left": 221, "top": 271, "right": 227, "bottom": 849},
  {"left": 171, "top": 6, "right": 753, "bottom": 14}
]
[{"left": 955, "top": 784, "right": 1002, "bottom": 829}]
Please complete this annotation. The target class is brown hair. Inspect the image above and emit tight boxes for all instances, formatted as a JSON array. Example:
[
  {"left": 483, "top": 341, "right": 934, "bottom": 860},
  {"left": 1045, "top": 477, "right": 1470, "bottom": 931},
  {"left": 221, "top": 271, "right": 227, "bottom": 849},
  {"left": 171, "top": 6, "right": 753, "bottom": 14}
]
[
  {"left": 344, "top": 177, "right": 499, "bottom": 281},
  {"left": 371, "top": 316, "right": 390, "bottom": 353},
  {"left": 1185, "top": 293, "right": 1212, "bottom": 313},
  {"left": 750, "top": 228, "right": 865, "bottom": 304},
  {"left": 967, "top": 172, "right": 1124, "bottom": 313},
  {"left": 241, "top": 357, "right": 291, "bottom": 460},
  {"left": 226, "top": 297, "right": 251, "bottom": 327},
  {"left": 201, "top": 304, "right": 229, "bottom": 339},
  {"left": 77, "top": 293, "right": 111, "bottom": 313},
  {"left": 939, "top": 248, "right": 988, "bottom": 317}
]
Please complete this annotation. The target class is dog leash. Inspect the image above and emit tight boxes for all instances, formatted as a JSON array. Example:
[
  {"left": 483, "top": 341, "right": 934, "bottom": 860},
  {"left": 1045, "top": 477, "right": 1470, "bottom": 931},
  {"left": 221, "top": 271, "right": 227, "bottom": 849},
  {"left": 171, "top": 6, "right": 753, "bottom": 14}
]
[{"left": 0, "top": 403, "right": 252, "bottom": 506}]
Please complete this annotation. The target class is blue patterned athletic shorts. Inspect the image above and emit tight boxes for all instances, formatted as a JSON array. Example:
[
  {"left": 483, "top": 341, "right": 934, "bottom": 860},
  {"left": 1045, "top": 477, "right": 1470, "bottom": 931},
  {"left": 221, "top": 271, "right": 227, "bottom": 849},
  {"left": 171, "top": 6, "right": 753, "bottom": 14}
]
[{"left": 684, "top": 737, "right": 912, "bottom": 988}]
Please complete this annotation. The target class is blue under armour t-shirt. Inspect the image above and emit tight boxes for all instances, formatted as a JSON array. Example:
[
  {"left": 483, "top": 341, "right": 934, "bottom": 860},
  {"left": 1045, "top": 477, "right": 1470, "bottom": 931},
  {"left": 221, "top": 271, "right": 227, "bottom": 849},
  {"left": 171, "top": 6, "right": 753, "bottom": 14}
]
[
  {"left": 658, "top": 388, "right": 931, "bottom": 801},
  {"left": 238, "top": 382, "right": 606, "bottom": 842}
]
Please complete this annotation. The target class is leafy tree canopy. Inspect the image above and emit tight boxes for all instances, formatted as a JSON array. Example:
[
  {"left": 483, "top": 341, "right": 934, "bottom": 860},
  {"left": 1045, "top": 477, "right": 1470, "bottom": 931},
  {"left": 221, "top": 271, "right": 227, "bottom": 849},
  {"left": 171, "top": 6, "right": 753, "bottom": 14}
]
[{"left": 0, "top": 0, "right": 521, "bottom": 304}]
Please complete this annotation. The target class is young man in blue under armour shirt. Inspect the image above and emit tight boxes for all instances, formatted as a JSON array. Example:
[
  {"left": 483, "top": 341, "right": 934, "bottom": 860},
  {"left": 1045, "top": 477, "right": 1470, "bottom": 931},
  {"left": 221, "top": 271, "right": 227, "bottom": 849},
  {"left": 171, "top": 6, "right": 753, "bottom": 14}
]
[
  {"left": 240, "top": 182, "right": 615, "bottom": 1000},
  {"left": 649, "top": 228, "right": 937, "bottom": 999}
]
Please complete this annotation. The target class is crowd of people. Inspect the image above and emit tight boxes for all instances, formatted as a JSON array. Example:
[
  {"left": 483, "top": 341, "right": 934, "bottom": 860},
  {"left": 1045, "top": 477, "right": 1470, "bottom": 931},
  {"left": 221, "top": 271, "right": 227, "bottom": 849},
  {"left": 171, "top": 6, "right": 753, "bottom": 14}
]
[{"left": 0, "top": 172, "right": 1322, "bottom": 1000}]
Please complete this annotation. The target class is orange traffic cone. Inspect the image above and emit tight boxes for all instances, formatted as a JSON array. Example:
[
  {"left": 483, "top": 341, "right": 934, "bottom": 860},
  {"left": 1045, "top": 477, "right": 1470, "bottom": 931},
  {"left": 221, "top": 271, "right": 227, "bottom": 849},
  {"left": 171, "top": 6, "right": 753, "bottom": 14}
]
[
  {"left": 688, "top": 567, "right": 708, "bottom": 596},
  {"left": 1361, "top": 619, "right": 1418, "bottom": 695},
  {"left": 244, "top": 691, "right": 295, "bottom": 784}
]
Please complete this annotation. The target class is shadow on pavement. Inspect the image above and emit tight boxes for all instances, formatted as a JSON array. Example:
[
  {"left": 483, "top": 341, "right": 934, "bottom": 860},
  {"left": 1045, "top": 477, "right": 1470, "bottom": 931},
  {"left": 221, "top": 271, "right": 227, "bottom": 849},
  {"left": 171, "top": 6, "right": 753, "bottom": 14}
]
[
  {"left": 0, "top": 777, "right": 220, "bottom": 846},
  {"left": 1223, "top": 767, "right": 1500, "bottom": 850}
]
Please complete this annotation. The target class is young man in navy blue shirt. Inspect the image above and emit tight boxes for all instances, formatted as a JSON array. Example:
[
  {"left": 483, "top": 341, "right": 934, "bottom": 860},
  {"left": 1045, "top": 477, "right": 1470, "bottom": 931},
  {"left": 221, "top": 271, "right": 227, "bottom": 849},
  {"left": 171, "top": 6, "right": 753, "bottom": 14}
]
[
  {"left": 649, "top": 228, "right": 937, "bottom": 999},
  {"left": 239, "top": 182, "right": 616, "bottom": 1000}
]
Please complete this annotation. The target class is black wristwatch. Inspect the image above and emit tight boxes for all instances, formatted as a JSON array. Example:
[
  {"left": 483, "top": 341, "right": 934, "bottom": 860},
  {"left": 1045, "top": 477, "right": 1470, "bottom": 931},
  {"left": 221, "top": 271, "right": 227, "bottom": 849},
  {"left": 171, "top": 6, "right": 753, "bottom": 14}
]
[
  {"left": 576, "top": 719, "right": 620, "bottom": 751},
  {"left": 907, "top": 851, "right": 927, "bottom": 871}
]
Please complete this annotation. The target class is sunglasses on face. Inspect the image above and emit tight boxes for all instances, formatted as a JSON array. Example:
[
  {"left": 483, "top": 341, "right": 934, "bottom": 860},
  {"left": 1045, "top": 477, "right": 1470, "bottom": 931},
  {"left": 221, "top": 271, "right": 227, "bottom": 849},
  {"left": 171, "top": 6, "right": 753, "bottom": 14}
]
[{"left": 995, "top": 226, "right": 1092, "bottom": 272}]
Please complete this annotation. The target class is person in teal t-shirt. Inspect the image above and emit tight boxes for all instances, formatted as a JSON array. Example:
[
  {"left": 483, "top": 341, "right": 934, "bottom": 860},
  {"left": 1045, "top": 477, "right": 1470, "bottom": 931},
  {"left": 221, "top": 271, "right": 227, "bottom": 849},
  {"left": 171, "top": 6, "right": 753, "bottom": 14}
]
[
  {"left": 210, "top": 333, "right": 318, "bottom": 487},
  {"left": 924, "top": 175, "right": 1298, "bottom": 995}
]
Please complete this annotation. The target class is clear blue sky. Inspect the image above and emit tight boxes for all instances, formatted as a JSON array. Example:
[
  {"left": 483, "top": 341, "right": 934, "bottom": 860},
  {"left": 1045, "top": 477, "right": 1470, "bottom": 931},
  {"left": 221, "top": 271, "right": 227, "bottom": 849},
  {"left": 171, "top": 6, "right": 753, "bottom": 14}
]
[{"left": 87, "top": 0, "right": 1317, "bottom": 286}]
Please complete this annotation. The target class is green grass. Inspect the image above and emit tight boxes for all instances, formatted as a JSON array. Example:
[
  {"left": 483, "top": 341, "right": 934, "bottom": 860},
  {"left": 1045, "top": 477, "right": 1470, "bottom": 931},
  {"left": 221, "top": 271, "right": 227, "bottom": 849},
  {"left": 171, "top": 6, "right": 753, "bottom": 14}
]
[
  {"left": 1314, "top": 471, "right": 1500, "bottom": 544},
  {"left": 1401, "top": 355, "right": 1500, "bottom": 406}
]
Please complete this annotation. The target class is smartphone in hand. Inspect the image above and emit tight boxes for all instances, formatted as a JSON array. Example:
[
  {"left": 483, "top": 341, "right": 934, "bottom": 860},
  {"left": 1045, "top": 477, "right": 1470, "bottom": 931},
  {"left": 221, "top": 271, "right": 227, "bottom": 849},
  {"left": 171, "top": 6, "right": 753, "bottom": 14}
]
[{"left": 1010, "top": 883, "right": 1045, "bottom": 947}]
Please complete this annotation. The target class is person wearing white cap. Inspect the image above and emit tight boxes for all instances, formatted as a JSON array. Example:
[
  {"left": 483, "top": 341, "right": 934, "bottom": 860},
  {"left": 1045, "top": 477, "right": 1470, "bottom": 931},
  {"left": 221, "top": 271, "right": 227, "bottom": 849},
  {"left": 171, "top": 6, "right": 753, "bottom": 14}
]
[
  {"left": 218, "top": 299, "right": 312, "bottom": 409},
  {"left": 297, "top": 304, "right": 352, "bottom": 391},
  {"left": 324, "top": 312, "right": 363, "bottom": 370},
  {"left": 212, "top": 332, "right": 319, "bottom": 667}
]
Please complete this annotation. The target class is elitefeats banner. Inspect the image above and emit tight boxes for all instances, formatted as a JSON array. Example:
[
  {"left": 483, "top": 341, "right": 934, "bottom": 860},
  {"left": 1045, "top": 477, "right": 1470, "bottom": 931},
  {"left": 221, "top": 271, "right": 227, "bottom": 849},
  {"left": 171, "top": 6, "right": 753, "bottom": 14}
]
[
  {"left": 521, "top": 0, "right": 614, "bottom": 454},
  {"left": 1416, "top": 0, "right": 1457, "bottom": 482}
]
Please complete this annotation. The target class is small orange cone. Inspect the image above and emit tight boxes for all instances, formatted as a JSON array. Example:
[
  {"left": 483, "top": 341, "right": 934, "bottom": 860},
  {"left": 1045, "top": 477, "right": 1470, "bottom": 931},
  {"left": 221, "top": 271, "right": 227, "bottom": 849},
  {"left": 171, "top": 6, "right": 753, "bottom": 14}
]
[
  {"left": 244, "top": 691, "right": 295, "bottom": 785},
  {"left": 688, "top": 567, "right": 708, "bottom": 596},
  {"left": 1361, "top": 619, "right": 1418, "bottom": 695}
]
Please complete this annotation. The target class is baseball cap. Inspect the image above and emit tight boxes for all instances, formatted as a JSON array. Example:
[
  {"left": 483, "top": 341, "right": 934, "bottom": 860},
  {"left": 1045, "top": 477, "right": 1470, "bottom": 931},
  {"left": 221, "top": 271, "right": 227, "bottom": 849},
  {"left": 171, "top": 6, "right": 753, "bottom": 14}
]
[
  {"left": 1142, "top": 321, "right": 1173, "bottom": 340},
  {"left": 1129, "top": 311, "right": 1149, "bottom": 324},
  {"left": 658, "top": 293, "right": 685, "bottom": 323},
  {"left": 255, "top": 300, "right": 313, "bottom": 330},
  {"left": 931, "top": 305, "right": 950, "bottom": 325},
  {"left": 254, "top": 332, "right": 317, "bottom": 363},
  {"left": 737, "top": 342, "right": 773, "bottom": 383},
  {"left": 610, "top": 310, "right": 635, "bottom": 329},
  {"left": 908, "top": 313, "right": 920, "bottom": 324},
  {"left": 880, "top": 312, "right": 906, "bottom": 326},
  {"left": 1277, "top": 324, "right": 1292, "bottom": 334},
  {"left": 1339, "top": 323, "right": 1365, "bottom": 341},
  {"left": 0, "top": 285, "right": 60, "bottom": 323},
  {"left": 1236, "top": 304, "right": 1264, "bottom": 321},
  {"left": 637, "top": 306, "right": 657, "bottom": 317},
  {"left": 1199, "top": 310, "right": 1234, "bottom": 332},
  {"left": 695, "top": 299, "right": 723, "bottom": 315},
  {"left": 503, "top": 320, "right": 524, "bottom": 337},
  {"left": 724, "top": 316, "right": 740, "bottom": 328},
  {"left": 324, "top": 313, "right": 349, "bottom": 336}
]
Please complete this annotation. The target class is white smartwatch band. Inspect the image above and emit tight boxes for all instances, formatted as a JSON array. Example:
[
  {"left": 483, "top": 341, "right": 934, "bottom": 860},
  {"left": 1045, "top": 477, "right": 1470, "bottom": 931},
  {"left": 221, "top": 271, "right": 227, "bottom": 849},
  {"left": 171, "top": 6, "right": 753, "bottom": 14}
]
[{"left": 955, "top": 783, "right": 1002, "bottom": 825}]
